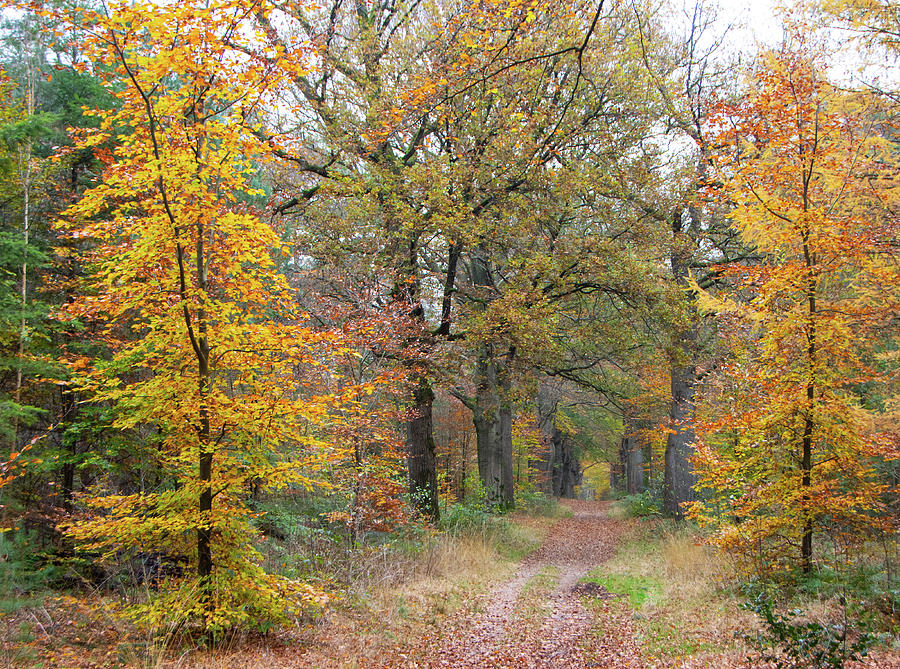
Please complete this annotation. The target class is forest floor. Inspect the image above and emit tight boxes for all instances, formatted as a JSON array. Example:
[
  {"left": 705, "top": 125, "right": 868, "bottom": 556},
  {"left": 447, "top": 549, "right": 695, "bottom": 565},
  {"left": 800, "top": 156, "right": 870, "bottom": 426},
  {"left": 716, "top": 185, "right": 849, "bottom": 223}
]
[
  {"left": 376, "top": 499, "right": 643, "bottom": 668},
  {"left": 2, "top": 500, "right": 899, "bottom": 668}
]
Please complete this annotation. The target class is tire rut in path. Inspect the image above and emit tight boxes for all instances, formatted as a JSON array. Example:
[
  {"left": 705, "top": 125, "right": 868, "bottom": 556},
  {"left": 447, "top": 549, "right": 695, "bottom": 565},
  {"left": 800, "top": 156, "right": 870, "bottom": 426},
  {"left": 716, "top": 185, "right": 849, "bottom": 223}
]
[{"left": 386, "top": 500, "right": 644, "bottom": 668}]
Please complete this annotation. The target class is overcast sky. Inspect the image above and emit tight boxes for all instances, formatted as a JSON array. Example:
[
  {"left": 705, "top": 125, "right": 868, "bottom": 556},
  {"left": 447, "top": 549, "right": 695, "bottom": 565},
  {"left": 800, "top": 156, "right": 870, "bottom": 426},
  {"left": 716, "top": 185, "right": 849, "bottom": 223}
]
[
  {"left": 665, "top": 0, "right": 896, "bottom": 87},
  {"left": 717, "top": 0, "right": 784, "bottom": 45}
]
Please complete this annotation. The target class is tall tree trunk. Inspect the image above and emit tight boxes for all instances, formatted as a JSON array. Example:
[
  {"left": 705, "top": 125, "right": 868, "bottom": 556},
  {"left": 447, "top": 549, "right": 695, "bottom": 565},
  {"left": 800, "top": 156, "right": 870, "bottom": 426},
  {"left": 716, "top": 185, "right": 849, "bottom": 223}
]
[
  {"left": 472, "top": 343, "right": 515, "bottom": 507},
  {"left": 538, "top": 386, "right": 584, "bottom": 498},
  {"left": 536, "top": 385, "right": 581, "bottom": 498},
  {"left": 406, "top": 375, "right": 440, "bottom": 521},
  {"left": 392, "top": 229, "right": 443, "bottom": 523},
  {"left": 622, "top": 421, "right": 646, "bottom": 495},
  {"left": 609, "top": 457, "right": 622, "bottom": 493},
  {"left": 195, "top": 279, "right": 212, "bottom": 602},
  {"left": 664, "top": 362, "right": 697, "bottom": 517},
  {"left": 800, "top": 224, "right": 816, "bottom": 574},
  {"left": 664, "top": 210, "right": 698, "bottom": 518},
  {"left": 801, "top": 412, "right": 813, "bottom": 574},
  {"left": 551, "top": 431, "right": 580, "bottom": 498},
  {"left": 535, "top": 385, "right": 558, "bottom": 495},
  {"left": 469, "top": 245, "right": 514, "bottom": 507},
  {"left": 176, "top": 212, "right": 212, "bottom": 609}
]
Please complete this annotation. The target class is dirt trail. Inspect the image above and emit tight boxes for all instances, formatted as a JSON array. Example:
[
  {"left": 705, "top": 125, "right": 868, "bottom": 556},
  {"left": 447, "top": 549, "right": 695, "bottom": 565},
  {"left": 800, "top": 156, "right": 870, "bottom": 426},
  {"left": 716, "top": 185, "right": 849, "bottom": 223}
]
[
  {"left": 384, "top": 500, "right": 644, "bottom": 668},
  {"left": 187, "top": 501, "right": 900, "bottom": 668}
]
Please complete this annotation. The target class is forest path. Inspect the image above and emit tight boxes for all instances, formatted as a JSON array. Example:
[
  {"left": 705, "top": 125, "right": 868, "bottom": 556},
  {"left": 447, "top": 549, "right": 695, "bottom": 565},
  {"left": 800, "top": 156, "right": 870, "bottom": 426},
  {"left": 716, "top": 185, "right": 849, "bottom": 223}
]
[{"left": 384, "top": 499, "right": 644, "bottom": 668}]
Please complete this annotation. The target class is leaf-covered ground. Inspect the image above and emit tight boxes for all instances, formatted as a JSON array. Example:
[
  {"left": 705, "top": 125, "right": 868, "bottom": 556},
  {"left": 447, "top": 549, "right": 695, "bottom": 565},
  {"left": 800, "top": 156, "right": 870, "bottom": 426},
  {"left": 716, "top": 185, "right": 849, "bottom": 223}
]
[
  {"left": 379, "top": 500, "right": 640, "bottom": 668},
  {"left": 4, "top": 501, "right": 899, "bottom": 667},
  {"left": 373, "top": 500, "right": 899, "bottom": 669}
]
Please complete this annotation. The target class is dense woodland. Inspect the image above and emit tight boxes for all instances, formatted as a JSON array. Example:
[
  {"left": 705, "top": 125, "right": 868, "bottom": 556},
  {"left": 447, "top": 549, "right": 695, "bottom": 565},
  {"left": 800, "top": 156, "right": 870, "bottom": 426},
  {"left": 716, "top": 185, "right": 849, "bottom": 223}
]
[{"left": 0, "top": 0, "right": 898, "bottom": 663}]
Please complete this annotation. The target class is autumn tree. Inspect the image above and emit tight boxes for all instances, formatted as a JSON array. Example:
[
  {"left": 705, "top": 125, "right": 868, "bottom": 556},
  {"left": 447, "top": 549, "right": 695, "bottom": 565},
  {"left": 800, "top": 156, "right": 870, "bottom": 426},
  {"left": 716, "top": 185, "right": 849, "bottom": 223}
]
[
  {"left": 54, "top": 0, "right": 355, "bottom": 629},
  {"left": 691, "top": 42, "right": 899, "bottom": 575},
  {"left": 253, "top": 0, "right": 456, "bottom": 520},
  {"left": 820, "top": 0, "right": 900, "bottom": 495},
  {"left": 631, "top": 0, "right": 758, "bottom": 518},
  {"left": 402, "top": 0, "right": 675, "bottom": 506}
]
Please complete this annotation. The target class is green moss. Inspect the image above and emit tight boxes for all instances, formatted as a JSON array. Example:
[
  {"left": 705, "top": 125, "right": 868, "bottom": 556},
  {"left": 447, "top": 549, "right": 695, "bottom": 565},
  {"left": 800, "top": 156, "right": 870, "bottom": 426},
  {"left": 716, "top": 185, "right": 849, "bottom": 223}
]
[{"left": 580, "top": 571, "right": 663, "bottom": 608}]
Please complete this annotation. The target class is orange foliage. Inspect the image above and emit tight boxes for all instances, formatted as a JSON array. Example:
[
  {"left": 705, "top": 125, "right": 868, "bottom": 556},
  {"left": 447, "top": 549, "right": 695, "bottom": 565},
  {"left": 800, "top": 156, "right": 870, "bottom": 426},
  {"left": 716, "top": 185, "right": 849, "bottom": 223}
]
[
  {"left": 46, "top": 0, "right": 397, "bottom": 631},
  {"left": 690, "top": 39, "right": 900, "bottom": 576}
]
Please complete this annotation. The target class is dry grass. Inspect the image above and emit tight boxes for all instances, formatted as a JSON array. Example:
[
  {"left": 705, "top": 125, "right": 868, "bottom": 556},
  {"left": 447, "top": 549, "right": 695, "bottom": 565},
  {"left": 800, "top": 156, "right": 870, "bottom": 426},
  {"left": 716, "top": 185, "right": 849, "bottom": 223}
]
[
  {"left": 367, "top": 531, "right": 516, "bottom": 622},
  {"left": 0, "top": 508, "right": 558, "bottom": 668},
  {"left": 584, "top": 506, "right": 756, "bottom": 663},
  {"left": 167, "top": 512, "right": 556, "bottom": 668}
]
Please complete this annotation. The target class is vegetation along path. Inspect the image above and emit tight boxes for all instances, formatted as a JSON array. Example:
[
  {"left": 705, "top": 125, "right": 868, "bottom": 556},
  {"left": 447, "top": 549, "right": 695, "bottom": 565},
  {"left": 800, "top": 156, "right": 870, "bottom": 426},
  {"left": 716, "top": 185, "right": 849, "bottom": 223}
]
[{"left": 383, "top": 500, "right": 644, "bottom": 668}]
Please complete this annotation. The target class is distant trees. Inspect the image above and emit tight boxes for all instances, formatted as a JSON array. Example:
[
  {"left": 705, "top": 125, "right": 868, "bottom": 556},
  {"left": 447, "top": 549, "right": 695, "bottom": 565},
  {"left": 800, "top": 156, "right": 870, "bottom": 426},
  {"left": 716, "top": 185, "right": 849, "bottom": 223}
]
[
  {"left": 270, "top": 0, "right": 679, "bottom": 509},
  {"left": 0, "top": 9, "right": 116, "bottom": 530}
]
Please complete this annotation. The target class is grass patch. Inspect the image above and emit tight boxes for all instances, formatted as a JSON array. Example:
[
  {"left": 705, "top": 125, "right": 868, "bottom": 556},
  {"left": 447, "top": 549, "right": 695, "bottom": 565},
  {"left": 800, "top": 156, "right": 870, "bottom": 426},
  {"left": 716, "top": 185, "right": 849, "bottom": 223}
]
[
  {"left": 0, "top": 592, "right": 45, "bottom": 616},
  {"left": 216, "top": 501, "right": 558, "bottom": 668},
  {"left": 516, "top": 493, "right": 573, "bottom": 518},
  {"left": 580, "top": 571, "right": 661, "bottom": 608},
  {"left": 495, "top": 520, "right": 545, "bottom": 561},
  {"left": 0, "top": 498, "right": 563, "bottom": 669},
  {"left": 522, "top": 565, "right": 560, "bottom": 598},
  {"left": 581, "top": 504, "right": 754, "bottom": 663}
]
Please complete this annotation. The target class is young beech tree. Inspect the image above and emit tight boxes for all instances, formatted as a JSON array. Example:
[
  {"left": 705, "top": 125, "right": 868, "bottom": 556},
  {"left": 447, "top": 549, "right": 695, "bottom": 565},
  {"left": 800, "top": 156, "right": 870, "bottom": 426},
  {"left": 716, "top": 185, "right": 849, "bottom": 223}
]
[
  {"left": 54, "top": 0, "right": 353, "bottom": 630},
  {"left": 691, "top": 44, "right": 899, "bottom": 575}
]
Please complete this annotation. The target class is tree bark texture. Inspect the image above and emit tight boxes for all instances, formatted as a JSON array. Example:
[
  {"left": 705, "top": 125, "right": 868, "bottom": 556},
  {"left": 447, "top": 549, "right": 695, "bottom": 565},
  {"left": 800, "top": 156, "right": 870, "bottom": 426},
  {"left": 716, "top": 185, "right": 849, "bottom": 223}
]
[
  {"left": 406, "top": 375, "right": 440, "bottom": 521},
  {"left": 535, "top": 386, "right": 557, "bottom": 495},
  {"left": 469, "top": 246, "right": 514, "bottom": 507},
  {"left": 473, "top": 344, "right": 515, "bottom": 507},
  {"left": 663, "top": 210, "right": 699, "bottom": 518},
  {"left": 617, "top": 416, "right": 649, "bottom": 496},
  {"left": 536, "top": 385, "right": 582, "bottom": 498},
  {"left": 551, "top": 432, "right": 581, "bottom": 498},
  {"left": 622, "top": 436, "right": 644, "bottom": 496},
  {"left": 663, "top": 364, "right": 697, "bottom": 517}
]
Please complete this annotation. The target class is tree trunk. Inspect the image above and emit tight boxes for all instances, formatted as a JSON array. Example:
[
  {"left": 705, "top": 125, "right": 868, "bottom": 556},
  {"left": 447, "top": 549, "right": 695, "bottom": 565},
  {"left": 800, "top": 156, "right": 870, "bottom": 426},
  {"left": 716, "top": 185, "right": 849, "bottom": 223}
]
[
  {"left": 469, "top": 245, "right": 514, "bottom": 507},
  {"left": 619, "top": 416, "right": 649, "bottom": 495},
  {"left": 800, "top": 227, "right": 816, "bottom": 574},
  {"left": 196, "top": 325, "right": 212, "bottom": 595},
  {"left": 390, "top": 227, "right": 443, "bottom": 523},
  {"left": 536, "top": 386, "right": 581, "bottom": 498},
  {"left": 535, "top": 386, "right": 558, "bottom": 495},
  {"left": 551, "top": 431, "right": 580, "bottom": 498},
  {"left": 663, "top": 363, "right": 697, "bottom": 517},
  {"left": 663, "top": 210, "right": 698, "bottom": 519},
  {"left": 609, "top": 458, "right": 622, "bottom": 493},
  {"left": 801, "top": 411, "right": 813, "bottom": 574},
  {"left": 624, "top": 435, "right": 644, "bottom": 495},
  {"left": 406, "top": 375, "right": 440, "bottom": 521},
  {"left": 472, "top": 344, "right": 515, "bottom": 507},
  {"left": 177, "top": 216, "right": 212, "bottom": 609}
]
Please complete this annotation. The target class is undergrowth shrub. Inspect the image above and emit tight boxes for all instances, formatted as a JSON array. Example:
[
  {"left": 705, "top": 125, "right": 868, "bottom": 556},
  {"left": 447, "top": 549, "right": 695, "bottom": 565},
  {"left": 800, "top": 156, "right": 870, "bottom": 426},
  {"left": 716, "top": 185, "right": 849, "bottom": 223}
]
[
  {"left": 741, "top": 586, "right": 876, "bottom": 669},
  {"left": 0, "top": 530, "right": 69, "bottom": 595},
  {"left": 515, "top": 491, "right": 564, "bottom": 516},
  {"left": 439, "top": 500, "right": 500, "bottom": 535},
  {"left": 622, "top": 490, "right": 662, "bottom": 518}
]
